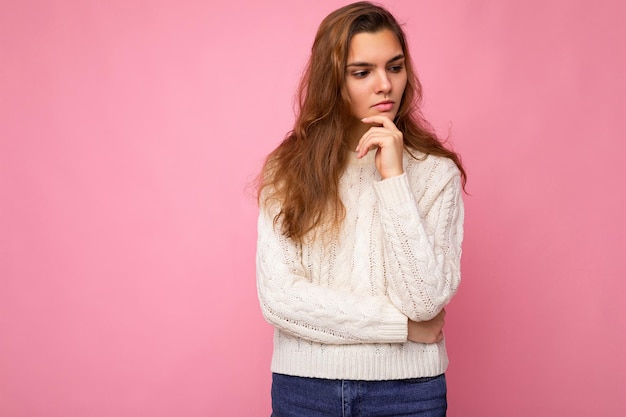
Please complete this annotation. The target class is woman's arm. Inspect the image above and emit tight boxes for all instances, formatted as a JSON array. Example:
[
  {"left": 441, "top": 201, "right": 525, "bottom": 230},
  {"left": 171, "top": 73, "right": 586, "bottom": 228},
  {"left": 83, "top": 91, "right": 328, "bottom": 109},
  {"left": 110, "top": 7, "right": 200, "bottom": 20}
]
[
  {"left": 373, "top": 158, "right": 464, "bottom": 322},
  {"left": 256, "top": 207, "right": 409, "bottom": 345}
]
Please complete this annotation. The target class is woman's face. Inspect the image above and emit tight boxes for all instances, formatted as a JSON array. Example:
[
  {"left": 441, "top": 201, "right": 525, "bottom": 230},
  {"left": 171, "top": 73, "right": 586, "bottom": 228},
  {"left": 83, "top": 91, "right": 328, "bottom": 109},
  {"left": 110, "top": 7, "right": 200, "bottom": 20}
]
[{"left": 345, "top": 29, "right": 407, "bottom": 136}]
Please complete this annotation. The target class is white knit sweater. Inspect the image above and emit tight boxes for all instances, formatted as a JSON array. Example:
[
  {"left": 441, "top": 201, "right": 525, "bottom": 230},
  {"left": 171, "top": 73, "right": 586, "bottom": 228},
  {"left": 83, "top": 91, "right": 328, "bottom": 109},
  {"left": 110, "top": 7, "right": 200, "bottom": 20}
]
[{"left": 256, "top": 149, "right": 464, "bottom": 381}]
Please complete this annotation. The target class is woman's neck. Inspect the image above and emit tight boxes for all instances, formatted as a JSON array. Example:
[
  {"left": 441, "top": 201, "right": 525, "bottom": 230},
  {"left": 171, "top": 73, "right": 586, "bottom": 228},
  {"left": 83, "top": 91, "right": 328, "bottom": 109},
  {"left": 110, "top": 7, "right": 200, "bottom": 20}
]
[{"left": 346, "top": 119, "right": 369, "bottom": 150}]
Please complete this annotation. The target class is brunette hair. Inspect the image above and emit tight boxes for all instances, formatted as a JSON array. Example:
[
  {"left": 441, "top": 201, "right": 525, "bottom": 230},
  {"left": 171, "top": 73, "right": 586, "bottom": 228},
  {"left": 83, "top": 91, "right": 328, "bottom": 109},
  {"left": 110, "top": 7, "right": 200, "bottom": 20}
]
[{"left": 259, "top": 1, "right": 466, "bottom": 242}]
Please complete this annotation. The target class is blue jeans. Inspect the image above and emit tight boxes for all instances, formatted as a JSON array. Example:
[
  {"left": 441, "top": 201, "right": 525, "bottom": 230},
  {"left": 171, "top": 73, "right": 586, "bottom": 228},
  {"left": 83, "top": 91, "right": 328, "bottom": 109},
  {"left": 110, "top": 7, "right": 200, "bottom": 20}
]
[{"left": 271, "top": 373, "right": 447, "bottom": 417}]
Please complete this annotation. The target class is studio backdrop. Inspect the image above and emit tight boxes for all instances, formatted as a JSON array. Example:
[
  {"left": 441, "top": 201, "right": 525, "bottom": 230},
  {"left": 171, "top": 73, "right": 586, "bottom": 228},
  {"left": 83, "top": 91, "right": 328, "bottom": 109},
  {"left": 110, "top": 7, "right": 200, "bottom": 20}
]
[{"left": 1, "top": 1, "right": 624, "bottom": 416}]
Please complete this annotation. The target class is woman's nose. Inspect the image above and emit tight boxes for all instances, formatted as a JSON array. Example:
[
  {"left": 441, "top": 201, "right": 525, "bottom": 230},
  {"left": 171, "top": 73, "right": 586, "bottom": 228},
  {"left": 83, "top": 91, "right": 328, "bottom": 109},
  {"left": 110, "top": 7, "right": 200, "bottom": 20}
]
[{"left": 375, "top": 71, "right": 391, "bottom": 93}]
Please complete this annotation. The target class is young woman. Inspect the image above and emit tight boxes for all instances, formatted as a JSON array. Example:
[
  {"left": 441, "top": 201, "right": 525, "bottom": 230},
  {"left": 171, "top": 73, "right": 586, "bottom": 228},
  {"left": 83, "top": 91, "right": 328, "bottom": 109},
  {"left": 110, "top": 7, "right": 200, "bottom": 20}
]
[{"left": 256, "top": 2, "right": 466, "bottom": 416}]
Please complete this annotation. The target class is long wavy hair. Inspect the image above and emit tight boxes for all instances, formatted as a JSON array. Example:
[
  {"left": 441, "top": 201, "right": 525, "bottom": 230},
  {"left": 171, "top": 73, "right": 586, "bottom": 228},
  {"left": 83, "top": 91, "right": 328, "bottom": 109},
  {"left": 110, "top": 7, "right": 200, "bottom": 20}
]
[{"left": 258, "top": 1, "right": 466, "bottom": 242}]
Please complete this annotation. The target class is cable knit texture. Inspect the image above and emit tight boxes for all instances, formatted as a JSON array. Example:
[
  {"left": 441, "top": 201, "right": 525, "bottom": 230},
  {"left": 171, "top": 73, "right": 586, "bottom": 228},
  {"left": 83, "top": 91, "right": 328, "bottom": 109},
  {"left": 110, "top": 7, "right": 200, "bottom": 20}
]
[{"left": 256, "top": 149, "right": 464, "bottom": 381}]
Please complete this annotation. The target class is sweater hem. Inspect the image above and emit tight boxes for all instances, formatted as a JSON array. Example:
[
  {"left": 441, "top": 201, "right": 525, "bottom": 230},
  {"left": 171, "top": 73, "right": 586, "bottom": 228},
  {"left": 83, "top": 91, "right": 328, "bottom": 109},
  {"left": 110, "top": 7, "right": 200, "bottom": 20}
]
[{"left": 270, "top": 332, "right": 449, "bottom": 381}]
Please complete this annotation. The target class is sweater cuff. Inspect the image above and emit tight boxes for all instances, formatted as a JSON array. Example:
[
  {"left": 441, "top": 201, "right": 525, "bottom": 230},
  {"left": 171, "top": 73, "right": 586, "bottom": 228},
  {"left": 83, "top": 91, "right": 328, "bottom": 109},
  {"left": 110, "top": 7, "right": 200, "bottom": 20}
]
[
  {"left": 372, "top": 173, "right": 412, "bottom": 209},
  {"left": 376, "top": 304, "right": 408, "bottom": 343}
]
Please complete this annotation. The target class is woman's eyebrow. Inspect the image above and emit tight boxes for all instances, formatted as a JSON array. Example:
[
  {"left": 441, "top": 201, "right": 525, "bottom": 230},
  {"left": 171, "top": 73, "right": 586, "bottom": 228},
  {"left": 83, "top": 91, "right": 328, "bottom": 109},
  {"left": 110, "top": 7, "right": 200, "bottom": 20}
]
[
  {"left": 346, "top": 54, "right": 405, "bottom": 68},
  {"left": 387, "top": 54, "right": 405, "bottom": 63}
]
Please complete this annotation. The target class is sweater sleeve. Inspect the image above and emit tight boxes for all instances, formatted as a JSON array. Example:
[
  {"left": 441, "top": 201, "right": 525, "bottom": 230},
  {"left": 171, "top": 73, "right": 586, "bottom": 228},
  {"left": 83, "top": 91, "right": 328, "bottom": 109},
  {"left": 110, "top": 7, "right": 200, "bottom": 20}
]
[
  {"left": 372, "top": 157, "right": 464, "bottom": 322},
  {"left": 256, "top": 206, "right": 408, "bottom": 345}
]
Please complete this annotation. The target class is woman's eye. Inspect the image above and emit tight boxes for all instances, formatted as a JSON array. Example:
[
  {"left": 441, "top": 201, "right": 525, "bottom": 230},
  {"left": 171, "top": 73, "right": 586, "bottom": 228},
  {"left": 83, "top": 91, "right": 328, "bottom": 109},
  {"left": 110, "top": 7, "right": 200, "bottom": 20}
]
[
  {"left": 388, "top": 65, "right": 404, "bottom": 73},
  {"left": 352, "top": 70, "right": 369, "bottom": 78}
]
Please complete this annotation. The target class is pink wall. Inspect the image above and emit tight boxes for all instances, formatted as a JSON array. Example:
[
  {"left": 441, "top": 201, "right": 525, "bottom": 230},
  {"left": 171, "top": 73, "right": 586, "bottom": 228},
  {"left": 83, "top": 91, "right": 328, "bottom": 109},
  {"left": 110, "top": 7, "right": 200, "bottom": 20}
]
[{"left": 1, "top": 1, "right": 624, "bottom": 416}]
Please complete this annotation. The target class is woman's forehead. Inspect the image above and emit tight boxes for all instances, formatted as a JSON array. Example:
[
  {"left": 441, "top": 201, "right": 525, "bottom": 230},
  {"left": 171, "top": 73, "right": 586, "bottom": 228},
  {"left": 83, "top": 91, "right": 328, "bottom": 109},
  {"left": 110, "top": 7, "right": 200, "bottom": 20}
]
[{"left": 347, "top": 30, "right": 403, "bottom": 63}]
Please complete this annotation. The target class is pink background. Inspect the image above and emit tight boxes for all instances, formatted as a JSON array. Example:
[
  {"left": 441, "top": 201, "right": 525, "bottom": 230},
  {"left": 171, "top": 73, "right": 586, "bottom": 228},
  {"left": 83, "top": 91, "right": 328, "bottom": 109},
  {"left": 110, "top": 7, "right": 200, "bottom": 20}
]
[{"left": 1, "top": 0, "right": 625, "bottom": 415}]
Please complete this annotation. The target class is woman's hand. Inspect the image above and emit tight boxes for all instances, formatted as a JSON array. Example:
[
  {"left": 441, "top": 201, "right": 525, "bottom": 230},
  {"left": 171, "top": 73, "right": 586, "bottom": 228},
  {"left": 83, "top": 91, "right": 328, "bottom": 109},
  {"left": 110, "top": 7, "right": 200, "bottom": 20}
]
[
  {"left": 407, "top": 309, "right": 446, "bottom": 344},
  {"left": 355, "top": 115, "right": 404, "bottom": 179}
]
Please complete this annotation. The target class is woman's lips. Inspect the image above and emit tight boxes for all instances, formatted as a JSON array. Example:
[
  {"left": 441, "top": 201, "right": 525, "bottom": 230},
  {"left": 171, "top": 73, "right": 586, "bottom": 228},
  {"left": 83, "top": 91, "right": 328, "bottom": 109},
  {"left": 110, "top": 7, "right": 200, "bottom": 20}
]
[{"left": 372, "top": 101, "right": 394, "bottom": 112}]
